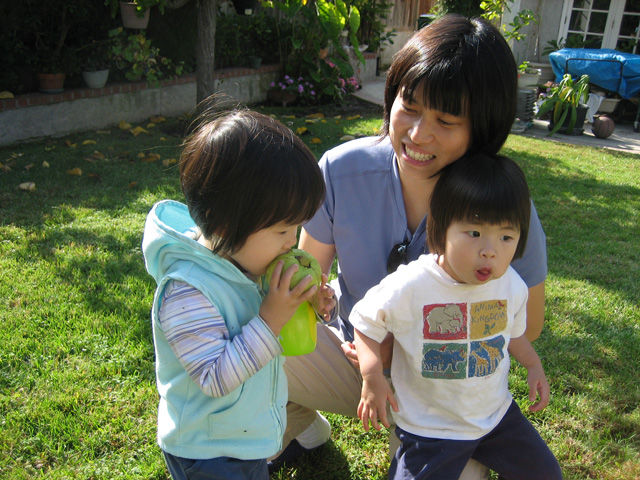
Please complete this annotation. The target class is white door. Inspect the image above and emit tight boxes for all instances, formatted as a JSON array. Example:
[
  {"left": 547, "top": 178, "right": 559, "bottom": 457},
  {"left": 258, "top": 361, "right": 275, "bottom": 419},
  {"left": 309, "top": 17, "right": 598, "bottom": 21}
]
[{"left": 559, "top": 0, "right": 640, "bottom": 53}]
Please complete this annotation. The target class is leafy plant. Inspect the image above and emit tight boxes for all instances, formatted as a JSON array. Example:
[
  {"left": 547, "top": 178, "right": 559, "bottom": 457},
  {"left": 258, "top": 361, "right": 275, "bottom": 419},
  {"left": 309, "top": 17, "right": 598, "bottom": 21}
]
[
  {"left": 542, "top": 36, "right": 597, "bottom": 56},
  {"left": 350, "top": 0, "right": 396, "bottom": 53},
  {"left": 537, "top": 73, "right": 590, "bottom": 135},
  {"left": 109, "top": 27, "right": 183, "bottom": 86},
  {"left": 480, "top": 0, "right": 538, "bottom": 44}
]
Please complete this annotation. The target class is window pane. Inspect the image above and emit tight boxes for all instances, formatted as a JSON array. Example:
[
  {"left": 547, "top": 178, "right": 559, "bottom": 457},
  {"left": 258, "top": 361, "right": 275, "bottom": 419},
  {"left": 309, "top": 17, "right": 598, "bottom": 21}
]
[
  {"left": 619, "top": 14, "right": 640, "bottom": 36},
  {"left": 585, "top": 34, "right": 603, "bottom": 48},
  {"left": 594, "top": 0, "right": 611, "bottom": 10},
  {"left": 589, "top": 12, "right": 608, "bottom": 33},
  {"left": 573, "top": 0, "right": 589, "bottom": 8},
  {"left": 624, "top": 0, "right": 640, "bottom": 14},
  {"left": 570, "top": 10, "right": 588, "bottom": 31}
]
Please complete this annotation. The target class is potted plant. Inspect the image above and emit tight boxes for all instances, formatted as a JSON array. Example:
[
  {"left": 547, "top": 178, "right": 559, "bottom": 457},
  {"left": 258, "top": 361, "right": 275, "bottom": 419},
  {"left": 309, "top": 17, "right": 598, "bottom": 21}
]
[
  {"left": 80, "top": 40, "right": 113, "bottom": 89},
  {"left": 537, "top": 73, "right": 590, "bottom": 136},
  {"left": 518, "top": 61, "right": 542, "bottom": 89},
  {"left": 105, "top": 0, "right": 166, "bottom": 29}
]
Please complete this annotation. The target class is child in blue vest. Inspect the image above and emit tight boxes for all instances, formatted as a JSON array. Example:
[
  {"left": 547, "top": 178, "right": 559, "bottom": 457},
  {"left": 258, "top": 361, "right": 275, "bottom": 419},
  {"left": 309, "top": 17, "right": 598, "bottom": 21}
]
[{"left": 142, "top": 108, "right": 333, "bottom": 480}]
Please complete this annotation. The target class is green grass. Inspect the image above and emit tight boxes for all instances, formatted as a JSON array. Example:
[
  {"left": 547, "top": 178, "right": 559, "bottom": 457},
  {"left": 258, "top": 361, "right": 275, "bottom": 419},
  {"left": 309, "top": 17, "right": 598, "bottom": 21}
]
[{"left": 1, "top": 98, "right": 638, "bottom": 479}]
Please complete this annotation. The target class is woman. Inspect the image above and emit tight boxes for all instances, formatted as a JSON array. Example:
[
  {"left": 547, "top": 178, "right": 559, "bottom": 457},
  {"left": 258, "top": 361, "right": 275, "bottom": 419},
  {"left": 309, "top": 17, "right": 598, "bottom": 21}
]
[{"left": 274, "top": 14, "right": 547, "bottom": 478}]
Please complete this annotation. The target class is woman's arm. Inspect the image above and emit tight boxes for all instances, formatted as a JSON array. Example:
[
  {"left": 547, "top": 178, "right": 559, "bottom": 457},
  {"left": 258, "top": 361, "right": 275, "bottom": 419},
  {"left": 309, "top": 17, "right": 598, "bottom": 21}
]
[{"left": 526, "top": 281, "right": 545, "bottom": 342}]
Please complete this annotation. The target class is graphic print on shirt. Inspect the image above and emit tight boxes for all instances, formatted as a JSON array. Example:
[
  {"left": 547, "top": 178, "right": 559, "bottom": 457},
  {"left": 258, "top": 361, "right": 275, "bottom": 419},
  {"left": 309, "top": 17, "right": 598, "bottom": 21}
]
[
  {"left": 422, "top": 300, "right": 508, "bottom": 380},
  {"left": 468, "top": 336, "right": 505, "bottom": 377},
  {"left": 423, "top": 303, "right": 468, "bottom": 340},
  {"left": 421, "top": 343, "right": 467, "bottom": 379},
  {"left": 469, "top": 300, "right": 508, "bottom": 339}
]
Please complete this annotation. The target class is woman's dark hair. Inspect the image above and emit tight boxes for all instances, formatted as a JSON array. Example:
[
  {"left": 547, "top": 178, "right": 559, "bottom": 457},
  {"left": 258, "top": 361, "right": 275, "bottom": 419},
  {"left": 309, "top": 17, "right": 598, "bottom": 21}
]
[
  {"left": 180, "top": 108, "right": 325, "bottom": 255},
  {"left": 427, "top": 154, "right": 531, "bottom": 260},
  {"left": 381, "top": 14, "right": 517, "bottom": 156}
]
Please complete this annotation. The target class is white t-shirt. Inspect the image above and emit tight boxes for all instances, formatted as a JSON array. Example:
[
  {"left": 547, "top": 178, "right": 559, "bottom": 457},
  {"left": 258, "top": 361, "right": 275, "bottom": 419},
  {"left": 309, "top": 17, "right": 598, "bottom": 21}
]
[{"left": 350, "top": 253, "right": 528, "bottom": 440}]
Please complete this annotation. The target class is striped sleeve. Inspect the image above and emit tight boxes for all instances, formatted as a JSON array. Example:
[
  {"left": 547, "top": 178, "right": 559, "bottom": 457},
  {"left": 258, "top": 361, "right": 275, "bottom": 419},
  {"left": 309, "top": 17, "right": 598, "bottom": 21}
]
[{"left": 158, "top": 280, "right": 283, "bottom": 397}]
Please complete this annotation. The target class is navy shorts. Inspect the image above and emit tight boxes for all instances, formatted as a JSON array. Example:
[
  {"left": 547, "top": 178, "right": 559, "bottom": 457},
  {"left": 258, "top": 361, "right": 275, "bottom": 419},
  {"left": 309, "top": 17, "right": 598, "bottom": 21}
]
[{"left": 390, "top": 400, "right": 562, "bottom": 480}]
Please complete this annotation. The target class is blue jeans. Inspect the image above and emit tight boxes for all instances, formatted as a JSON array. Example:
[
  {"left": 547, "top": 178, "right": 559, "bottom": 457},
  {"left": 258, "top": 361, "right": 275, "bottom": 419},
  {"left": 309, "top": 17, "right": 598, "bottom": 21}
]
[
  {"left": 163, "top": 451, "right": 268, "bottom": 480},
  {"left": 390, "top": 400, "right": 562, "bottom": 480}
]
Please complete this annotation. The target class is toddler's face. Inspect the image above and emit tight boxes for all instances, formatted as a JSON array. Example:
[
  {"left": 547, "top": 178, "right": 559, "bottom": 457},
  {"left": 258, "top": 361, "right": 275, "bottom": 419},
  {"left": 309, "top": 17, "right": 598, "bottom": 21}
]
[
  {"left": 228, "top": 222, "right": 299, "bottom": 278},
  {"left": 438, "top": 221, "right": 520, "bottom": 285}
]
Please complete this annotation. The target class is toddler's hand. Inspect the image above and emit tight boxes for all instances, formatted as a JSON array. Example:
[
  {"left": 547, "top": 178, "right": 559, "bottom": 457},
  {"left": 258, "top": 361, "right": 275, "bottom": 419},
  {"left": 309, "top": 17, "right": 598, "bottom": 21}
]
[
  {"left": 527, "top": 364, "right": 550, "bottom": 412},
  {"left": 311, "top": 274, "right": 336, "bottom": 323},
  {"left": 259, "top": 260, "right": 317, "bottom": 336}
]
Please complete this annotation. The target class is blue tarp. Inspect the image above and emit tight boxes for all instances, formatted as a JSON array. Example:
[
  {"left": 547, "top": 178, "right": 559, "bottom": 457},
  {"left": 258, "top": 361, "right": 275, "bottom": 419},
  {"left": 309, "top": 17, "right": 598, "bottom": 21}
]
[{"left": 549, "top": 48, "right": 640, "bottom": 99}]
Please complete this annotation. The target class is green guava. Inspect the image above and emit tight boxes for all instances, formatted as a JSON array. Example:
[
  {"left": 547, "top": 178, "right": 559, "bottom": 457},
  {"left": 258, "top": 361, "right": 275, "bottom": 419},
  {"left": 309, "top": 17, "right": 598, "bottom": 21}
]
[{"left": 264, "top": 248, "right": 322, "bottom": 292}]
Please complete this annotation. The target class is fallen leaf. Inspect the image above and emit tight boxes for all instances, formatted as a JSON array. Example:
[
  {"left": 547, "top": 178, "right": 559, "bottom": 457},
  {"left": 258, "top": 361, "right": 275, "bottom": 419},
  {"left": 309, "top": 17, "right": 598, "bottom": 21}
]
[
  {"left": 82, "top": 139, "right": 97, "bottom": 145},
  {"left": 97, "top": 130, "right": 111, "bottom": 134},
  {"left": 89, "top": 151, "right": 105, "bottom": 160},
  {"left": 127, "top": 181, "right": 138, "bottom": 189},
  {"left": 18, "top": 182, "right": 36, "bottom": 192},
  {"left": 130, "top": 126, "right": 149, "bottom": 136},
  {"left": 347, "top": 115, "right": 361, "bottom": 120},
  {"left": 141, "top": 153, "right": 161, "bottom": 162},
  {"left": 119, "top": 120, "right": 132, "bottom": 130},
  {"left": 340, "top": 135, "right": 355, "bottom": 142},
  {"left": 44, "top": 146, "right": 56, "bottom": 151},
  {"left": 305, "top": 119, "right": 319, "bottom": 124},
  {"left": 307, "top": 113, "right": 325, "bottom": 119},
  {"left": 87, "top": 173, "right": 102, "bottom": 180},
  {"left": 311, "top": 137, "right": 322, "bottom": 144},
  {"left": 296, "top": 127, "right": 308, "bottom": 135},
  {"left": 282, "top": 115, "right": 296, "bottom": 119},
  {"left": 320, "top": 119, "right": 327, "bottom": 123},
  {"left": 11, "top": 153, "right": 24, "bottom": 158},
  {"left": 150, "top": 115, "right": 166, "bottom": 123},
  {"left": 42, "top": 161, "right": 50, "bottom": 168},
  {"left": 160, "top": 137, "right": 167, "bottom": 141},
  {"left": 162, "top": 158, "right": 177, "bottom": 167},
  {"left": 0, "top": 164, "right": 11, "bottom": 172},
  {"left": 65, "top": 140, "right": 77, "bottom": 148},
  {"left": 0, "top": 91, "right": 14, "bottom": 99},
  {"left": 66, "top": 167, "right": 82, "bottom": 176},
  {"left": 147, "top": 123, "right": 156, "bottom": 128},
  {"left": 333, "top": 115, "right": 342, "bottom": 120}
]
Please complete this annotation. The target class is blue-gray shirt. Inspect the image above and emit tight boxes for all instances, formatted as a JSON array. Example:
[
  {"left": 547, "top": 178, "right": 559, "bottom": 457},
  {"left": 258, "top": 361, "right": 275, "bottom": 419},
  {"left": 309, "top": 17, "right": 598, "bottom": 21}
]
[{"left": 304, "top": 137, "right": 547, "bottom": 341}]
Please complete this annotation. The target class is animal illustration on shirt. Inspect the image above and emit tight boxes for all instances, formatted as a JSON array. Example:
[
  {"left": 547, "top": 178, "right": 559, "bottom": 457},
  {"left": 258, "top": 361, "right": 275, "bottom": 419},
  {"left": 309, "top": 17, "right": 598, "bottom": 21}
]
[{"left": 426, "top": 304, "right": 464, "bottom": 334}]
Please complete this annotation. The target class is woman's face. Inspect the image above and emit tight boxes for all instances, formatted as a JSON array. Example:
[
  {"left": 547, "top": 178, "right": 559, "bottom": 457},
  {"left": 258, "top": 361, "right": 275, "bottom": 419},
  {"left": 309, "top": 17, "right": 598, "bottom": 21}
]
[{"left": 389, "top": 90, "right": 472, "bottom": 181}]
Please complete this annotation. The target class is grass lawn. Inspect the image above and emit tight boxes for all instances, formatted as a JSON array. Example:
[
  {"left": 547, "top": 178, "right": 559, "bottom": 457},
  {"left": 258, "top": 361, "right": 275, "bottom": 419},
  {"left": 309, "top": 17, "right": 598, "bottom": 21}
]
[{"left": 0, "top": 97, "right": 638, "bottom": 479}]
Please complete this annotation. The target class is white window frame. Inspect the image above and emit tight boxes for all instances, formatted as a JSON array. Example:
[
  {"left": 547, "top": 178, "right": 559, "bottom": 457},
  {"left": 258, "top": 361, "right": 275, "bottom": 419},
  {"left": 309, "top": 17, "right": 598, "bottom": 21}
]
[{"left": 558, "top": 0, "right": 636, "bottom": 50}]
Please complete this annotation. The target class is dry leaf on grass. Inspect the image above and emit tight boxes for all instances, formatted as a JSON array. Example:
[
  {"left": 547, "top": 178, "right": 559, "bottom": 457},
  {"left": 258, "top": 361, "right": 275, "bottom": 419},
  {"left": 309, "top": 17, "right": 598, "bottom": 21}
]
[
  {"left": 67, "top": 167, "right": 82, "bottom": 176},
  {"left": 18, "top": 182, "right": 36, "bottom": 192}
]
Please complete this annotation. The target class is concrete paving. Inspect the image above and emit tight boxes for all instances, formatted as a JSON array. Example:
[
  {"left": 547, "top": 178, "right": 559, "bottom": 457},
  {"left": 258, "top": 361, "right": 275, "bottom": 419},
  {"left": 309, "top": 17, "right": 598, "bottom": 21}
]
[{"left": 354, "top": 75, "right": 640, "bottom": 155}]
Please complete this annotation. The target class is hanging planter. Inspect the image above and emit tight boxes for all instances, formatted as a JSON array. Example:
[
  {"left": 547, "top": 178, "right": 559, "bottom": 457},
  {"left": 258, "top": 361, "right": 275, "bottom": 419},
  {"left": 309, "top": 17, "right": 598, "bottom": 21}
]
[
  {"left": 120, "top": 2, "right": 150, "bottom": 29},
  {"left": 232, "top": 0, "right": 258, "bottom": 15}
]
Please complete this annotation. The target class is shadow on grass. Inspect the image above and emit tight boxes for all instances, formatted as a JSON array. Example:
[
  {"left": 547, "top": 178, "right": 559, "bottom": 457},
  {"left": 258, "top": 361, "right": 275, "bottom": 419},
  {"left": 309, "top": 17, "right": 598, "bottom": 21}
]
[
  {"left": 270, "top": 440, "right": 354, "bottom": 480},
  {"left": 504, "top": 146, "right": 640, "bottom": 306}
]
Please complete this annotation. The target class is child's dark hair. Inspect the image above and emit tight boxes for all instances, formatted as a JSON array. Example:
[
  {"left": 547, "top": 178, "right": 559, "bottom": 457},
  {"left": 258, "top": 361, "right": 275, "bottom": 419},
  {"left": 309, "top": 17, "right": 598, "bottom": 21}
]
[
  {"left": 381, "top": 14, "right": 517, "bottom": 156},
  {"left": 427, "top": 154, "right": 531, "bottom": 260},
  {"left": 180, "top": 108, "right": 325, "bottom": 254}
]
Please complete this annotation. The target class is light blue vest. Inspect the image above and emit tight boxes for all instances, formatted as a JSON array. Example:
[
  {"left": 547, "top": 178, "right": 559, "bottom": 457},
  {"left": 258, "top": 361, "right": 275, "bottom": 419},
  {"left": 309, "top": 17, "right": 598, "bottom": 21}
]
[{"left": 144, "top": 200, "right": 287, "bottom": 460}]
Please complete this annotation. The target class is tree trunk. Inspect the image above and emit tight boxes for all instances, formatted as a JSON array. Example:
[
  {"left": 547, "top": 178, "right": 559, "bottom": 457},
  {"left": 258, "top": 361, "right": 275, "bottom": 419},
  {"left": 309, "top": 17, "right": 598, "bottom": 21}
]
[{"left": 196, "top": 0, "right": 218, "bottom": 105}]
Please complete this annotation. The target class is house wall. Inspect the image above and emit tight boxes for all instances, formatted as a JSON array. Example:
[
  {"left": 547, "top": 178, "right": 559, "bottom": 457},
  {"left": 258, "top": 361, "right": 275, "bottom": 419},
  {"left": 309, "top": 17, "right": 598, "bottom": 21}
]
[{"left": 509, "top": 0, "right": 562, "bottom": 66}]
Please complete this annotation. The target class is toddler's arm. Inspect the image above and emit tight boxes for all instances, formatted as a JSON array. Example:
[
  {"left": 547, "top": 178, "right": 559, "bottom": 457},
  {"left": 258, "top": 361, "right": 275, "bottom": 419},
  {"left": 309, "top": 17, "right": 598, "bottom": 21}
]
[
  {"left": 354, "top": 329, "right": 399, "bottom": 431},
  {"left": 509, "top": 334, "right": 550, "bottom": 412}
]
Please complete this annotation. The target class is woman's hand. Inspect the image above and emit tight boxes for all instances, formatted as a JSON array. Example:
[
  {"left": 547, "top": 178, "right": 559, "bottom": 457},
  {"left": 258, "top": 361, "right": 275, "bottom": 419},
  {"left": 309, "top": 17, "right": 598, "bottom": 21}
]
[
  {"left": 259, "top": 260, "right": 317, "bottom": 336},
  {"left": 341, "top": 333, "right": 394, "bottom": 371},
  {"left": 311, "top": 274, "right": 336, "bottom": 323}
]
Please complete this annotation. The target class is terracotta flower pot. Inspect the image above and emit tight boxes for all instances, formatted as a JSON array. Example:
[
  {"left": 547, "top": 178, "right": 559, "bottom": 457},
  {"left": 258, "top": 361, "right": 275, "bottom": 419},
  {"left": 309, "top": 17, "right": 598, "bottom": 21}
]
[{"left": 38, "top": 73, "right": 66, "bottom": 93}]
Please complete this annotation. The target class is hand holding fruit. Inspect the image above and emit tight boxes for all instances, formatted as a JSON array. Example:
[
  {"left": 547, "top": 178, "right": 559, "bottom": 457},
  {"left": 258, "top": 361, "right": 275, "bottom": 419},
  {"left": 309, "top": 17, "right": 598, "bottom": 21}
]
[{"left": 259, "top": 258, "right": 317, "bottom": 337}]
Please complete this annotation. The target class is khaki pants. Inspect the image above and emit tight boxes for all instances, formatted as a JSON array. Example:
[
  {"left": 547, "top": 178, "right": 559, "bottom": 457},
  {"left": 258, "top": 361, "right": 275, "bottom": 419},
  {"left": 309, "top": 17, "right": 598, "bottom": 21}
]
[{"left": 281, "top": 323, "right": 489, "bottom": 480}]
